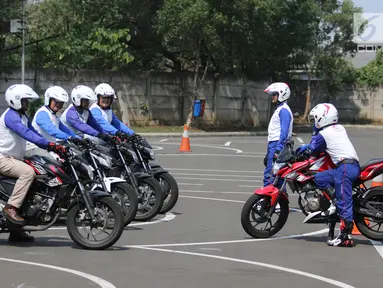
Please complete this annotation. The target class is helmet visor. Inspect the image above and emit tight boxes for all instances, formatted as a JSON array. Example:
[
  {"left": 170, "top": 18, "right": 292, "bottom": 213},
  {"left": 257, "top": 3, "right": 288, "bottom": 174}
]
[{"left": 308, "top": 114, "right": 315, "bottom": 124}]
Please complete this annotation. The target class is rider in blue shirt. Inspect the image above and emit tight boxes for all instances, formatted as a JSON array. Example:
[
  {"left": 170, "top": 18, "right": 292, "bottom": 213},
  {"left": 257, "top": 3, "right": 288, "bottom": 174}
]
[
  {"left": 89, "top": 83, "right": 135, "bottom": 139},
  {"left": 60, "top": 85, "right": 113, "bottom": 143}
]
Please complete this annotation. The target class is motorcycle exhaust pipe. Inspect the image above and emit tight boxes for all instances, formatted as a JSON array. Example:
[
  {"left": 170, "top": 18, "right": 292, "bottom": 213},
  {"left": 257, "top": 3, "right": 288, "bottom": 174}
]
[{"left": 21, "top": 212, "right": 61, "bottom": 231}]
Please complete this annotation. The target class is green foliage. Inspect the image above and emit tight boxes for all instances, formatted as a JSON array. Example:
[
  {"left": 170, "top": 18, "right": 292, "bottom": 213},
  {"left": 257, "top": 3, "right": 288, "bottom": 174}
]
[
  {"left": 24, "top": 0, "right": 133, "bottom": 69},
  {"left": 356, "top": 49, "right": 383, "bottom": 88}
]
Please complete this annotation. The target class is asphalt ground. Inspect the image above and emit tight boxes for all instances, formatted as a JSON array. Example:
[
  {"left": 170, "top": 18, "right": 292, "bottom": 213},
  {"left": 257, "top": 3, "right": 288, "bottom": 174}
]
[{"left": 0, "top": 128, "right": 383, "bottom": 288}]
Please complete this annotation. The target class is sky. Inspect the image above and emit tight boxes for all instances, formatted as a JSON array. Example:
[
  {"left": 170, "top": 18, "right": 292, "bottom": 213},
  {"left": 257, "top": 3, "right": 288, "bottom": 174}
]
[{"left": 352, "top": 0, "right": 383, "bottom": 12}]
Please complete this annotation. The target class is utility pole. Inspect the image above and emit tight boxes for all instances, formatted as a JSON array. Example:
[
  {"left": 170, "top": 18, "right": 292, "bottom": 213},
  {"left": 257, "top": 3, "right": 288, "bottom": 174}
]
[{"left": 21, "top": 0, "right": 26, "bottom": 84}]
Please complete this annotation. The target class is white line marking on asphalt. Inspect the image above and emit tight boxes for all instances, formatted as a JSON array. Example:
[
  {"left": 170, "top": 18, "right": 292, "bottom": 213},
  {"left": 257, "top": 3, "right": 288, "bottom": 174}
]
[
  {"left": 181, "top": 190, "right": 250, "bottom": 195},
  {"left": 175, "top": 177, "right": 262, "bottom": 183},
  {"left": 158, "top": 154, "right": 263, "bottom": 157},
  {"left": 199, "top": 248, "right": 222, "bottom": 251},
  {"left": 151, "top": 146, "right": 164, "bottom": 151},
  {"left": 297, "top": 137, "right": 304, "bottom": 144},
  {"left": 126, "top": 246, "right": 355, "bottom": 288},
  {"left": 178, "top": 183, "right": 204, "bottom": 186},
  {"left": 180, "top": 189, "right": 300, "bottom": 197},
  {"left": 172, "top": 172, "right": 263, "bottom": 178},
  {"left": 48, "top": 213, "right": 176, "bottom": 230},
  {"left": 127, "top": 228, "right": 328, "bottom": 248},
  {"left": 153, "top": 142, "right": 243, "bottom": 153},
  {"left": 370, "top": 240, "right": 383, "bottom": 260},
  {"left": 179, "top": 195, "right": 301, "bottom": 212},
  {"left": 0, "top": 257, "right": 116, "bottom": 288},
  {"left": 167, "top": 168, "right": 264, "bottom": 174},
  {"left": 159, "top": 139, "right": 168, "bottom": 142},
  {"left": 239, "top": 185, "right": 260, "bottom": 188},
  {"left": 224, "top": 141, "right": 231, "bottom": 146}
]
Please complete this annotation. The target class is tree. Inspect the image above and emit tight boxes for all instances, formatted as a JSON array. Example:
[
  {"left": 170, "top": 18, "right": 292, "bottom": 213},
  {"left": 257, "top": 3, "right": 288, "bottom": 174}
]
[
  {"left": 299, "top": 0, "right": 364, "bottom": 120},
  {"left": 24, "top": 0, "right": 133, "bottom": 70}
]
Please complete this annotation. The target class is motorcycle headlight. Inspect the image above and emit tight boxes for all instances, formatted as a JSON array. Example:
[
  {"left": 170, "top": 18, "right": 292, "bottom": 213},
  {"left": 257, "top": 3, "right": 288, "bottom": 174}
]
[
  {"left": 90, "top": 152, "right": 113, "bottom": 168},
  {"left": 127, "top": 149, "right": 140, "bottom": 163},
  {"left": 272, "top": 162, "right": 286, "bottom": 175},
  {"left": 144, "top": 147, "right": 155, "bottom": 160},
  {"left": 81, "top": 162, "right": 94, "bottom": 180}
]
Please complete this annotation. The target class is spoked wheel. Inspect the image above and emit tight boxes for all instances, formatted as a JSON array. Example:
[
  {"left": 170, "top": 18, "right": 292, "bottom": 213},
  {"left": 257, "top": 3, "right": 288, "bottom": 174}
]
[
  {"left": 156, "top": 172, "right": 179, "bottom": 214},
  {"left": 110, "top": 183, "right": 138, "bottom": 227},
  {"left": 241, "top": 194, "right": 289, "bottom": 238},
  {"left": 355, "top": 189, "right": 383, "bottom": 241},
  {"left": 134, "top": 177, "right": 164, "bottom": 221},
  {"left": 66, "top": 196, "right": 124, "bottom": 250}
]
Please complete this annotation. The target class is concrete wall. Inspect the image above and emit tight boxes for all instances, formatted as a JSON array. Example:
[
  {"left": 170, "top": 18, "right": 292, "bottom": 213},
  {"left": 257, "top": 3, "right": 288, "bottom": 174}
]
[{"left": 1, "top": 68, "right": 382, "bottom": 126}]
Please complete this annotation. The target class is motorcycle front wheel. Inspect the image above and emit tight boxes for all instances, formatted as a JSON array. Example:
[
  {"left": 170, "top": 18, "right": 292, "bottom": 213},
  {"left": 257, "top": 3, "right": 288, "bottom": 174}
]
[
  {"left": 66, "top": 196, "right": 124, "bottom": 250},
  {"left": 110, "top": 182, "right": 138, "bottom": 226},
  {"left": 241, "top": 194, "right": 289, "bottom": 238},
  {"left": 134, "top": 177, "right": 164, "bottom": 221},
  {"left": 156, "top": 172, "right": 179, "bottom": 214}
]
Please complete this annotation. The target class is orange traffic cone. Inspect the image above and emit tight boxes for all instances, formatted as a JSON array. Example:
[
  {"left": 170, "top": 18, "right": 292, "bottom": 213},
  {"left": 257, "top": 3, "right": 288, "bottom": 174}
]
[
  {"left": 179, "top": 124, "right": 192, "bottom": 152},
  {"left": 352, "top": 218, "right": 370, "bottom": 235},
  {"left": 371, "top": 174, "right": 383, "bottom": 187}
]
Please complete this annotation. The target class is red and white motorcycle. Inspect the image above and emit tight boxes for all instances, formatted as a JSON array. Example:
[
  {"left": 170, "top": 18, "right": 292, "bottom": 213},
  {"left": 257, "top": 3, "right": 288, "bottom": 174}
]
[{"left": 241, "top": 140, "right": 383, "bottom": 241}]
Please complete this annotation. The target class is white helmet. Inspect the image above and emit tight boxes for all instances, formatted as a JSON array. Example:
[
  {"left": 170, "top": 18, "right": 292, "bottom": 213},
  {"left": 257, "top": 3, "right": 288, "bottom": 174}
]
[
  {"left": 94, "top": 83, "right": 116, "bottom": 99},
  {"left": 70, "top": 85, "right": 96, "bottom": 106},
  {"left": 264, "top": 82, "right": 290, "bottom": 102},
  {"left": 308, "top": 103, "right": 338, "bottom": 129},
  {"left": 5, "top": 84, "right": 39, "bottom": 110},
  {"left": 44, "top": 86, "right": 69, "bottom": 106}
]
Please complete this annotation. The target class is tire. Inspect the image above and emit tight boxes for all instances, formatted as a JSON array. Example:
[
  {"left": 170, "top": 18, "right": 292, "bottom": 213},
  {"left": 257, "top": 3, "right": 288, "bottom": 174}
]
[
  {"left": 298, "top": 196, "right": 309, "bottom": 216},
  {"left": 241, "top": 194, "right": 289, "bottom": 238},
  {"left": 134, "top": 177, "right": 164, "bottom": 221},
  {"left": 111, "top": 183, "right": 138, "bottom": 227},
  {"left": 66, "top": 196, "right": 124, "bottom": 250},
  {"left": 157, "top": 172, "right": 179, "bottom": 214},
  {"left": 354, "top": 188, "right": 383, "bottom": 241}
]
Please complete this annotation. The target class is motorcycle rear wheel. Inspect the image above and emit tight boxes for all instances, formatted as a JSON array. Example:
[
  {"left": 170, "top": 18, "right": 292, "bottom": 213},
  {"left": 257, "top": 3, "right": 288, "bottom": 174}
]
[
  {"left": 354, "top": 188, "right": 383, "bottom": 241},
  {"left": 241, "top": 194, "right": 289, "bottom": 238}
]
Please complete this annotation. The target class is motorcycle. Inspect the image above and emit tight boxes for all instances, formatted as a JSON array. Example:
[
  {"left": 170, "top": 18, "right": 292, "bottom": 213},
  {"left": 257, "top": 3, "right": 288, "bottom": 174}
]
[
  {"left": 128, "top": 135, "right": 179, "bottom": 214},
  {"left": 65, "top": 139, "right": 138, "bottom": 227},
  {"left": 89, "top": 136, "right": 165, "bottom": 222},
  {"left": 241, "top": 140, "right": 383, "bottom": 242},
  {"left": 0, "top": 146, "right": 125, "bottom": 250}
]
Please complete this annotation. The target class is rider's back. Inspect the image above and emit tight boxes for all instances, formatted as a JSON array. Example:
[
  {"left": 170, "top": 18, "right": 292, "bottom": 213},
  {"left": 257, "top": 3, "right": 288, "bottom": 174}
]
[{"left": 319, "top": 124, "right": 359, "bottom": 165}]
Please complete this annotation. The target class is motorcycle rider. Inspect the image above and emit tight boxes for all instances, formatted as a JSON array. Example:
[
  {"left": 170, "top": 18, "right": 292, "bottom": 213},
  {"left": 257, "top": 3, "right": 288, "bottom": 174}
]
[
  {"left": 263, "top": 82, "right": 293, "bottom": 186},
  {"left": 89, "top": 83, "right": 135, "bottom": 140},
  {"left": 30, "top": 86, "right": 84, "bottom": 159},
  {"left": 296, "top": 103, "right": 360, "bottom": 247},
  {"left": 60, "top": 85, "right": 114, "bottom": 142},
  {"left": 0, "top": 84, "right": 66, "bottom": 242}
]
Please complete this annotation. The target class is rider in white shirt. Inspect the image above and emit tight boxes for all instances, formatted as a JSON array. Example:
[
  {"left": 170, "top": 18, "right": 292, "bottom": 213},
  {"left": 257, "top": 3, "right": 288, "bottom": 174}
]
[
  {"left": 296, "top": 103, "right": 360, "bottom": 247},
  {"left": 263, "top": 82, "right": 293, "bottom": 186}
]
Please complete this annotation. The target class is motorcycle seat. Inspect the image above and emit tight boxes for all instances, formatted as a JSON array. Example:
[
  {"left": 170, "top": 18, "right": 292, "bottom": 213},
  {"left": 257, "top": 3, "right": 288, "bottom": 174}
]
[{"left": 360, "top": 158, "right": 383, "bottom": 171}]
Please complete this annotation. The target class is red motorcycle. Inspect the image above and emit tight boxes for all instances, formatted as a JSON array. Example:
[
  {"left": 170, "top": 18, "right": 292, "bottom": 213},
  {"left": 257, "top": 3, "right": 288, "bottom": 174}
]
[{"left": 241, "top": 140, "right": 383, "bottom": 241}]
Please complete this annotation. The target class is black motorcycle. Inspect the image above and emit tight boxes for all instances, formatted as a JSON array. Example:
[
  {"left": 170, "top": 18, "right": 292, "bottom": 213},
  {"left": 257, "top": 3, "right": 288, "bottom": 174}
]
[
  {"left": 89, "top": 137, "right": 165, "bottom": 221},
  {"left": 66, "top": 139, "right": 138, "bottom": 227},
  {"left": 0, "top": 146, "right": 125, "bottom": 250},
  {"left": 129, "top": 136, "right": 179, "bottom": 214}
]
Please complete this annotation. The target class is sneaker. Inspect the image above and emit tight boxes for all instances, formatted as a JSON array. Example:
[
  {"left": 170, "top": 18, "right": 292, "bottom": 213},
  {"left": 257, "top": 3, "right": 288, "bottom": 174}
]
[
  {"left": 327, "top": 231, "right": 354, "bottom": 247},
  {"left": 327, "top": 220, "right": 354, "bottom": 247},
  {"left": 321, "top": 202, "right": 336, "bottom": 216}
]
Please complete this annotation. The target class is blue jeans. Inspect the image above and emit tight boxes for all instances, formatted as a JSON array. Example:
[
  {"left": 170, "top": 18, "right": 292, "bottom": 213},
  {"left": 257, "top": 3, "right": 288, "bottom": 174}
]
[
  {"left": 314, "top": 162, "right": 360, "bottom": 222},
  {"left": 263, "top": 141, "right": 278, "bottom": 186}
]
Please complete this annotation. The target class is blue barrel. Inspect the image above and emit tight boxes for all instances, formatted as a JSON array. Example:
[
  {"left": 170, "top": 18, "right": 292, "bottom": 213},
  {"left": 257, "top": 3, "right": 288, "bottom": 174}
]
[{"left": 193, "top": 100, "right": 201, "bottom": 117}]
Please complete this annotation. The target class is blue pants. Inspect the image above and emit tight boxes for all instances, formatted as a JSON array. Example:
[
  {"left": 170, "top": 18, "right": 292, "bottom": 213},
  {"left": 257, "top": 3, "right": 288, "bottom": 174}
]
[
  {"left": 314, "top": 162, "right": 360, "bottom": 222},
  {"left": 264, "top": 141, "right": 278, "bottom": 186}
]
